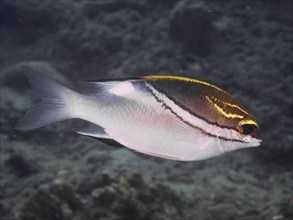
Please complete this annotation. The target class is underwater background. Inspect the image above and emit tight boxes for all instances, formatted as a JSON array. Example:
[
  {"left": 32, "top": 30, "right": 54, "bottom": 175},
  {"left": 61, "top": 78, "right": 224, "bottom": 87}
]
[{"left": 0, "top": 0, "right": 292, "bottom": 219}]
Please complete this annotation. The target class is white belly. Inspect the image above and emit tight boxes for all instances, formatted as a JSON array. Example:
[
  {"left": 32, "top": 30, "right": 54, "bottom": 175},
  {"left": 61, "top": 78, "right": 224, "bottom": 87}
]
[{"left": 74, "top": 92, "right": 223, "bottom": 161}]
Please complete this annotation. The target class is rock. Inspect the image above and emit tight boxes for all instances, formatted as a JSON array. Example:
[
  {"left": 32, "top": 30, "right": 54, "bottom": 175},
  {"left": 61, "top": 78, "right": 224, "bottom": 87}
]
[
  {"left": 20, "top": 173, "right": 84, "bottom": 220},
  {"left": 77, "top": 171, "right": 113, "bottom": 195},
  {"left": 93, "top": 171, "right": 113, "bottom": 188},
  {"left": 280, "top": 200, "right": 293, "bottom": 220},
  {"left": 21, "top": 190, "right": 63, "bottom": 220},
  {"left": 5, "top": 153, "right": 38, "bottom": 177},
  {"left": 54, "top": 170, "right": 70, "bottom": 185},
  {"left": 169, "top": 1, "right": 215, "bottom": 56},
  {"left": 136, "top": 190, "right": 155, "bottom": 204},
  {"left": 118, "top": 180, "right": 134, "bottom": 199},
  {"left": 91, "top": 186, "right": 116, "bottom": 207},
  {"left": 83, "top": 209, "right": 114, "bottom": 220},
  {"left": 88, "top": 172, "right": 182, "bottom": 219},
  {"left": 0, "top": 202, "right": 9, "bottom": 218},
  {"left": 163, "top": 200, "right": 179, "bottom": 216},
  {"left": 112, "top": 198, "right": 140, "bottom": 218},
  {"left": 50, "top": 183, "right": 83, "bottom": 211},
  {"left": 50, "top": 170, "right": 83, "bottom": 211},
  {"left": 127, "top": 172, "right": 145, "bottom": 189},
  {"left": 100, "top": 171, "right": 112, "bottom": 186}
]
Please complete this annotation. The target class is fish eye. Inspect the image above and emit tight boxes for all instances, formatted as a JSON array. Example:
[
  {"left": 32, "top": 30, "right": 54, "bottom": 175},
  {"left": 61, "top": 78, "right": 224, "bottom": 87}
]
[{"left": 239, "top": 124, "right": 255, "bottom": 135}]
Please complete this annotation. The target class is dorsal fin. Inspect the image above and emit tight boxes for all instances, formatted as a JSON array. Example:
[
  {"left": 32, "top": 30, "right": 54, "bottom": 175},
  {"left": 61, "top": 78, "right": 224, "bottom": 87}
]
[{"left": 79, "top": 77, "right": 142, "bottom": 94}]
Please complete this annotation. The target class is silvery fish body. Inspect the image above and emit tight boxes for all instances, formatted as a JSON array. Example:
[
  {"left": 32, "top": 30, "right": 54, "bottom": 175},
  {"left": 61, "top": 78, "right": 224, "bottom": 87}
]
[{"left": 16, "top": 67, "right": 261, "bottom": 161}]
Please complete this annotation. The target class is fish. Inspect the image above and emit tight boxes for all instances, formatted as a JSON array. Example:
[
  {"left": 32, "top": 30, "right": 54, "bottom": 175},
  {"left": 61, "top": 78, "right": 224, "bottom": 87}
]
[{"left": 15, "top": 66, "right": 261, "bottom": 161}]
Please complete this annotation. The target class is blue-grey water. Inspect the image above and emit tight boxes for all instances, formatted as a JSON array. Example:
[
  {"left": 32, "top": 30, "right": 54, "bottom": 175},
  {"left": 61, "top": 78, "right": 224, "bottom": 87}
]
[{"left": 1, "top": 1, "right": 292, "bottom": 220}]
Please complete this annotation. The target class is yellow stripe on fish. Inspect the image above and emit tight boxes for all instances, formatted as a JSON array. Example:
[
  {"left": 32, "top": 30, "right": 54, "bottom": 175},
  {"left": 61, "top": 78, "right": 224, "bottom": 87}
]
[
  {"left": 205, "top": 96, "right": 244, "bottom": 119},
  {"left": 144, "top": 75, "right": 227, "bottom": 93}
]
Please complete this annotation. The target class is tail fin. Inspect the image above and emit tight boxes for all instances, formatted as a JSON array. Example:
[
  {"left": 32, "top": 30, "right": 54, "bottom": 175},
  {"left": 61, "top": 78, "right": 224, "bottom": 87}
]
[{"left": 15, "top": 66, "right": 76, "bottom": 130}]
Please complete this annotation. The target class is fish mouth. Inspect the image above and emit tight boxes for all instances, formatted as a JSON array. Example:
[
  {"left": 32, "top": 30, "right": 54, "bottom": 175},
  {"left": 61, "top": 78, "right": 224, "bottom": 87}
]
[
  {"left": 250, "top": 139, "right": 262, "bottom": 147},
  {"left": 243, "top": 135, "right": 262, "bottom": 147}
]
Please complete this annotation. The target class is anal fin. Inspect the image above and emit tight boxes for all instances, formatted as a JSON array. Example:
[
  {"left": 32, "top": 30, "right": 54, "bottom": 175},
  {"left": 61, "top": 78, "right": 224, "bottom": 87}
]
[
  {"left": 76, "top": 124, "right": 111, "bottom": 139},
  {"left": 76, "top": 123, "right": 124, "bottom": 148}
]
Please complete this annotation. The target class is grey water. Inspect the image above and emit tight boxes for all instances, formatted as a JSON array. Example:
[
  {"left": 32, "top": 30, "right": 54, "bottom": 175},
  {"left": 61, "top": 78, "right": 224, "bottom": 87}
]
[{"left": 1, "top": 1, "right": 292, "bottom": 220}]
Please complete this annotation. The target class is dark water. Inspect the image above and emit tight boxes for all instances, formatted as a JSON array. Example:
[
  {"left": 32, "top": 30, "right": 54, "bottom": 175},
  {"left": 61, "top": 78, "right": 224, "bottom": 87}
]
[{"left": 1, "top": 1, "right": 292, "bottom": 220}]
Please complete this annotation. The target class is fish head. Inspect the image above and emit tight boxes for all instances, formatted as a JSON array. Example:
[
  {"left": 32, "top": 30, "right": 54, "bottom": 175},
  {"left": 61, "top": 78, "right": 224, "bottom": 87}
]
[
  {"left": 236, "top": 117, "right": 261, "bottom": 146},
  {"left": 198, "top": 92, "right": 262, "bottom": 153},
  {"left": 218, "top": 116, "right": 262, "bottom": 153}
]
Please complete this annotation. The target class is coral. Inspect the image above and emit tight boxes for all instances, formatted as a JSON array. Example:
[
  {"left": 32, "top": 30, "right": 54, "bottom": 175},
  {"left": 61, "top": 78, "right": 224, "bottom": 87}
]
[
  {"left": 19, "top": 171, "right": 182, "bottom": 220},
  {"left": 20, "top": 190, "right": 64, "bottom": 220}
]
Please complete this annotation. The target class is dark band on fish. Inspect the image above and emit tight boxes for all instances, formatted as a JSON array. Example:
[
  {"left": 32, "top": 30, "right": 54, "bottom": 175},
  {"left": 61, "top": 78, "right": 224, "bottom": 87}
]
[
  {"left": 144, "top": 82, "right": 246, "bottom": 143},
  {"left": 147, "top": 81, "right": 239, "bottom": 131}
]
